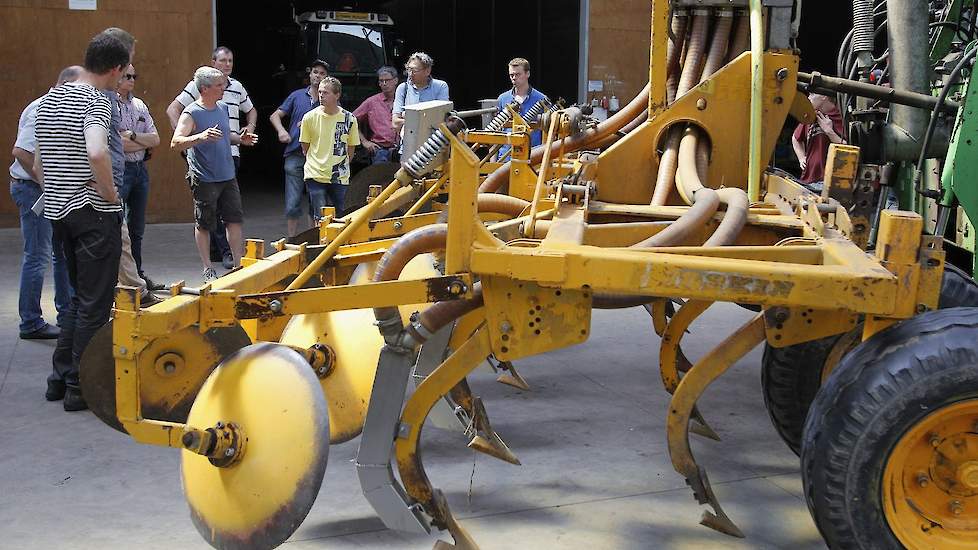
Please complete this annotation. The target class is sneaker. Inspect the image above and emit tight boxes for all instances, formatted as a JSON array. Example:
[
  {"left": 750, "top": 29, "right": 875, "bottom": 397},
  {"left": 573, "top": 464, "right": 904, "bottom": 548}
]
[
  {"left": 222, "top": 252, "right": 235, "bottom": 270},
  {"left": 140, "top": 292, "right": 164, "bottom": 308},
  {"left": 20, "top": 323, "right": 60, "bottom": 340},
  {"left": 46, "top": 379, "right": 66, "bottom": 401},
  {"left": 142, "top": 275, "right": 167, "bottom": 291},
  {"left": 63, "top": 386, "right": 88, "bottom": 412},
  {"left": 202, "top": 267, "right": 218, "bottom": 283}
]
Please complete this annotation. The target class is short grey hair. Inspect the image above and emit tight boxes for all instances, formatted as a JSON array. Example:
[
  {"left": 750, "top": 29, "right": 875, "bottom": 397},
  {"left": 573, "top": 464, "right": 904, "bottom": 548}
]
[
  {"left": 212, "top": 46, "right": 233, "bottom": 60},
  {"left": 56, "top": 65, "right": 83, "bottom": 86},
  {"left": 406, "top": 52, "right": 433, "bottom": 69},
  {"left": 377, "top": 66, "right": 398, "bottom": 79},
  {"left": 194, "top": 66, "right": 226, "bottom": 91}
]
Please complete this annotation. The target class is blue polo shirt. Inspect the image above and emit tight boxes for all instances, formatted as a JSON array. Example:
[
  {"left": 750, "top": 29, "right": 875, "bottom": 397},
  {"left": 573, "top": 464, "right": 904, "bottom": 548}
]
[
  {"left": 392, "top": 78, "right": 450, "bottom": 115},
  {"left": 277, "top": 87, "right": 319, "bottom": 156},
  {"left": 496, "top": 86, "right": 549, "bottom": 156}
]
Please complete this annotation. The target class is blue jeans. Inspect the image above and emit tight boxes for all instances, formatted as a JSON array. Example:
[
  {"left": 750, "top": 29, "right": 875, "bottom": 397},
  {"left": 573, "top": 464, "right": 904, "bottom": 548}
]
[
  {"left": 371, "top": 147, "right": 397, "bottom": 164},
  {"left": 120, "top": 161, "right": 149, "bottom": 276},
  {"left": 305, "top": 179, "right": 348, "bottom": 220},
  {"left": 10, "top": 178, "right": 72, "bottom": 333},
  {"left": 283, "top": 151, "right": 311, "bottom": 220}
]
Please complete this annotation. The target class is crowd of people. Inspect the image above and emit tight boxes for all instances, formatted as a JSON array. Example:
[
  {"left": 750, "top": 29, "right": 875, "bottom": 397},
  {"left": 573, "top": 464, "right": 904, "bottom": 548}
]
[{"left": 9, "top": 25, "right": 552, "bottom": 412}]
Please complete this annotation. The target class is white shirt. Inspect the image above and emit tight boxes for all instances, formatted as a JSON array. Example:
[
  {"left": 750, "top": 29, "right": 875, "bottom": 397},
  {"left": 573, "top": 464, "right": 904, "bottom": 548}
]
[
  {"left": 9, "top": 94, "right": 45, "bottom": 181},
  {"left": 174, "top": 76, "right": 254, "bottom": 157}
]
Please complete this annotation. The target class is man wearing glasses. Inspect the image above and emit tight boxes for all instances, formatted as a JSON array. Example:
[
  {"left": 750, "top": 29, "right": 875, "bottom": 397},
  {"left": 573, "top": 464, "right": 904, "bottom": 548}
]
[
  {"left": 391, "top": 52, "right": 449, "bottom": 152},
  {"left": 116, "top": 64, "right": 161, "bottom": 289},
  {"left": 353, "top": 66, "right": 400, "bottom": 165}
]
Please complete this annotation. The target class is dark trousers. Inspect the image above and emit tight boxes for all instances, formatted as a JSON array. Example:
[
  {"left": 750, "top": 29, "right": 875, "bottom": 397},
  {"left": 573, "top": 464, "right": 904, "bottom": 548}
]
[
  {"left": 49, "top": 206, "right": 122, "bottom": 388},
  {"left": 209, "top": 156, "right": 239, "bottom": 260},
  {"left": 120, "top": 160, "right": 149, "bottom": 276}
]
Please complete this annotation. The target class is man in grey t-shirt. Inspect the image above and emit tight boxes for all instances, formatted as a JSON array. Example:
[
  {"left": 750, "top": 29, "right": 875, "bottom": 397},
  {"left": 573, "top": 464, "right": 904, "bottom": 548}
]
[{"left": 171, "top": 66, "right": 257, "bottom": 283}]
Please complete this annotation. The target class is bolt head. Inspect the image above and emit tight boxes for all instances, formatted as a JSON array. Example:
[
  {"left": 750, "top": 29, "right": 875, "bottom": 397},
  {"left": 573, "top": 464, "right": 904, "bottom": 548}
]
[
  {"left": 696, "top": 98, "right": 707, "bottom": 110},
  {"left": 916, "top": 473, "right": 930, "bottom": 488},
  {"left": 950, "top": 500, "right": 964, "bottom": 516},
  {"left": 499, "top": 321, "right": 512, "bottom": 333},
  {"left": 269, "top": 299, "right": 283, "bottom": 313},
  {"left": 225, "top": 448, "right": 235, "bottom": 457},
  {"left": 930, "top": 433, "right": 942, "bottom": 447},
  {"left": 394, "top": 221, "right": 404, "bottom": 230},
  {"left": 119, "top": 346, "right": 128, "bottom": 356},
  {"left": 776, "top": 68, "right": 789, "bottom": 81}
]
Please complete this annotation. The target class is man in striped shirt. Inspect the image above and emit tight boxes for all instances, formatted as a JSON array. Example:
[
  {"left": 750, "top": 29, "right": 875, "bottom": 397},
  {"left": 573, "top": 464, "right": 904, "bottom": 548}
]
[
  {"left": 166, "top": 46, "right": 256, "bottom": 270},
  {"left": 34, "top": 33, "right": 130, "bottom": 411}
]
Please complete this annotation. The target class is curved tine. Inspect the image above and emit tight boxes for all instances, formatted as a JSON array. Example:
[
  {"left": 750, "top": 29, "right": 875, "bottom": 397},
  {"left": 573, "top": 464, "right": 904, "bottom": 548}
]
[
  {"left": 644, "top": 299, "right": 669, "bottom": 337},
  {"left": 395, "top": 326, "right": 493, "bottom": 522},
  {"left": 666, "top": 314, "right": 766, "bottom": 539},
  {"left": 659, "top": 300, "right": 712, "bottom": 393}
]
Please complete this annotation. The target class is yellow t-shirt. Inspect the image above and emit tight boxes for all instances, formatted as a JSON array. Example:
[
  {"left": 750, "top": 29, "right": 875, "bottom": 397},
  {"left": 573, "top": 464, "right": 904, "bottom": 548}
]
[{"left": 299, "top": 107, "right": 361, "bottom": 184}]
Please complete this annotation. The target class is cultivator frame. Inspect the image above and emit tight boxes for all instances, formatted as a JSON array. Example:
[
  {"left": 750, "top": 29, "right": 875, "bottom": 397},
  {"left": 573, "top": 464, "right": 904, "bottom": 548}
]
[{"left": 98, "top": 0, "right": 964, "bottom": 548}]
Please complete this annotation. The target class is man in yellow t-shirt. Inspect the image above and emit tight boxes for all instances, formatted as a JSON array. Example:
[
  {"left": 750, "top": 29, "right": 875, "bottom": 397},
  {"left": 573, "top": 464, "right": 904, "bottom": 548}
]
[{"left": 300, "top": 76, "right": 360, "bottom": 219}]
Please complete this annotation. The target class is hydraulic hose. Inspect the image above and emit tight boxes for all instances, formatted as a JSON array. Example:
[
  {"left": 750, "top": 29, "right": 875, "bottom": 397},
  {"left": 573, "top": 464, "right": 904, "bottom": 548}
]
[
  {"left": 372, "top": 224, "right": 449, "bottom": 329},
  {"left": 701, "top": 11, "right": 733, "bottom": 82},
  {"left": 650, "top": 11, "right": 712, "bottom": 207},
  {"left": 479, "top": 82, "right": 651, "bottom": 194},
  {"left": 727, "top": 13, "right": 750, "bottom": 63},
  {"left": 666, "top": 11, "right": 690, "bottom": 104}
]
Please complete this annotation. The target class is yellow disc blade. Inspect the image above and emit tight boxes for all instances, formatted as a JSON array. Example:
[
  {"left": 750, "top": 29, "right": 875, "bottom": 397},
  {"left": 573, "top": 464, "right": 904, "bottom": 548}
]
[{"left": 182, "top": 343, "right": 329, "bottom": 549}]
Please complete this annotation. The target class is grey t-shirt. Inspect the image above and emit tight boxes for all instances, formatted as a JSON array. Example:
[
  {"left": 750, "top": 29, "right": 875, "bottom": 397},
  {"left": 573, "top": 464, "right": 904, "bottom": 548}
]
[{"left": 184, "top": 101, "right": 235, "bottom": 183}]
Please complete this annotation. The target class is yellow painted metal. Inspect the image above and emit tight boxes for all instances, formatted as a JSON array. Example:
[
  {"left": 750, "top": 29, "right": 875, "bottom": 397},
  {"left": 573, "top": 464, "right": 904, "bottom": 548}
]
[
  {"left": 882, "top": 399, "right": 978, "bottom": 549},
  {"left": 481, "top": 276, "right": 592, "bottom": 362},
  {"left": 598, "top": 52, "right": 804, "bottom": 205},
  {"left": 324, "top": 212, "right": 443, "bottom": 245},
  {"left": 395, "top": 326, "right": 492, "bottom": 508},
  {"left": 764, "top": 307, "right": 860, "bottom": 348},
  {"left": 524, "top": 113, "right": 563, "bottom": 238},
  {"left": 181, "top": 343, "right": 329, "bottom": 549},
  {"left": 404, "top": 173, "right": 449, "bottom": 216},
  {"left": 279, "top": 255, "right": 442, "bottom": 444},
  {"left": 648, "top": 0, "right": 669, "bottom": 116},
  {"left": 863, "top": 211, "right": 926, "bottom": 340},
  {"left": 290, "top": 177, "right": 406, "bottom": 290},
  {"left": 470, "top": 240, "right": 900, "bottom": 313},
  {"left": 666, "top": 313, "right": 767, "bottom": 537},
  {"left": 660, "top": 300, "right": 711, "bottom": 394}
]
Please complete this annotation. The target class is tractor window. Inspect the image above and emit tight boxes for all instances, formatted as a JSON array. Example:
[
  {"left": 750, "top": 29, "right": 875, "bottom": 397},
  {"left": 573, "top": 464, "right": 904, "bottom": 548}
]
[{"left": 318, "top": 24, "right": 385, "bottom": 74}]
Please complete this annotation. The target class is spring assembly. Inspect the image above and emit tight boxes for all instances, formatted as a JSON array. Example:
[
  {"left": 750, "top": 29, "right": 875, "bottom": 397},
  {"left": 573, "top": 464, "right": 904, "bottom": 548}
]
[
  {"left": 521, "top": 98, "right": 555, "bottom": 123},
  {"left": 403, "top": 130, "right": 450, "bottom": 179},
  {"left": 485, "top": 105, "right": 515, "bottom": 132}
]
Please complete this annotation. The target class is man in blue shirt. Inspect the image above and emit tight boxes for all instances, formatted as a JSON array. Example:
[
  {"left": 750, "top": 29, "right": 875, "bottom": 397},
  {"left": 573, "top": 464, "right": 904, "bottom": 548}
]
[
  {"left": 269, "top": 60, "right": 327, "bottom": 236},
  {"left": 392, "top": 52, "right": 450, "bottom": 153},
  {"left": 496, "top": 57, "right": 549, "bottom": 157}
]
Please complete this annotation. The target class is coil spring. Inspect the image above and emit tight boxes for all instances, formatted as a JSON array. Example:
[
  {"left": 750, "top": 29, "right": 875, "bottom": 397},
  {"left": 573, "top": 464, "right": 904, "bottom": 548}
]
[
  {"left": 403, "top": 128, "right": 451, "bottom": 179},
  {"left": 484, "top": 108, "right": 513, "bottom": 132},
  {"left": 522, "top": 98, "right": 554, "bottom": 123},
  {"left": 851, "top": 0, "right": 875, "bottom": 53}
]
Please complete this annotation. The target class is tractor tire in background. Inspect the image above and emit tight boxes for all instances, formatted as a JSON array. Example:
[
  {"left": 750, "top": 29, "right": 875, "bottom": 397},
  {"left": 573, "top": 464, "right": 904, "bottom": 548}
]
[
  {"left": 800, "top": 307, "right": 978, "bottom": 549},
  {"left": 343, "top": 161, "right": 400, "bottom": 214},
  {"left": 761, "top": 264, "right": 978, "bottom": 456}
]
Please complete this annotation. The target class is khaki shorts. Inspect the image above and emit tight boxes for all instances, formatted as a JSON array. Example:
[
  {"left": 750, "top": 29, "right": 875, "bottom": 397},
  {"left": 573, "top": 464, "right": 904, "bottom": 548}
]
[{"left": 188, "top": 174, "right": 244, "bottom": 231}]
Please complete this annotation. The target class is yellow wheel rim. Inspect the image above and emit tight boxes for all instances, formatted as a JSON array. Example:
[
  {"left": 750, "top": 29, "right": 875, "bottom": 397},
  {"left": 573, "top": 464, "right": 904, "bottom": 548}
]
[{"left": 883, "top": 399, "right": 978, "bottom": 549}]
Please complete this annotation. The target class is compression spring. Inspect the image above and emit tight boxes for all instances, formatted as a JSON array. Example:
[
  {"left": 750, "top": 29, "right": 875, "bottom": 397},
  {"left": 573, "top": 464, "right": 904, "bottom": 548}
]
[
  {"left": 485, "top": 105, "right": 514, "bottom": 132},
  {"left": 521, "top": 98, "right": 554, "bottom": 123},
  {"left": 403, "top": 128, "right": 452, "bottom": 179}
]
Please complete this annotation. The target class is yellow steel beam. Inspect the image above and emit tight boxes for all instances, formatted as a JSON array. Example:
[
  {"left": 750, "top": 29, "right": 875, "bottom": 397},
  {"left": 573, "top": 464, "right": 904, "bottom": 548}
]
[
  {"left": 233, "top": 275, "right": 474, "bottom": 319},
  {"left": 470, "top": 244, "right": 899, "bottom": 313}
]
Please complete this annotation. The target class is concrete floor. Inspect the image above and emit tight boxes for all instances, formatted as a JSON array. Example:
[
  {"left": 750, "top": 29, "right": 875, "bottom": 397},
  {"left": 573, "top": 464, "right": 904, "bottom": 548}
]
[{"left": 0, "top": 190, "right": 826, "bottom": 549}]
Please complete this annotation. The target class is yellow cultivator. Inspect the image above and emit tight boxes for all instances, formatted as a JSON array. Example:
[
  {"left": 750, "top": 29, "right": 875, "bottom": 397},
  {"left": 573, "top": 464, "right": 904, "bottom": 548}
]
[{"left": 86, "top": 0, "right": 978, "bottom": 548}]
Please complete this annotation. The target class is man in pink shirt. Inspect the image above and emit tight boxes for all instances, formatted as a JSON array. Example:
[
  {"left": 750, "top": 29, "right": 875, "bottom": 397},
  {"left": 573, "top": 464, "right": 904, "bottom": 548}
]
[{"left": 352, "top": 66, "right": 399, "bottom": 164}]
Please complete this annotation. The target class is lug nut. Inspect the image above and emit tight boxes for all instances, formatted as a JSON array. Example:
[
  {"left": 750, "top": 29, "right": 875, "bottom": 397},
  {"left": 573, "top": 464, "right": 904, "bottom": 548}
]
[
  {"left": 916, "top": 473, "right": 929, "bottom": 488},
  {"left": 225, "top": 447, "right": 235, "bottom": 458},
  {"left": 950, "top": 500, "right": 964, "bottom": 516},
  {"left": 929, "top": 433, "right": 941, "bottom": 448}
]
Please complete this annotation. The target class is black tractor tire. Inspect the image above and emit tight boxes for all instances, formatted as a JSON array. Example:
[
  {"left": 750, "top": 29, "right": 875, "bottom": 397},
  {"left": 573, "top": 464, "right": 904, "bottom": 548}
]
[
  {"left": 761, "top": 264, "right": 978, "bottom": 456},
  {"left": 800, "top": 307, "right": 978, "bottom": 549}
]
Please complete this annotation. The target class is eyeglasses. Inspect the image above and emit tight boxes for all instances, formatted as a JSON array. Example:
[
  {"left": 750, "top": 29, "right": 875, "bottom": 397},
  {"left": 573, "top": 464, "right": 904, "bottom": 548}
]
[
  {"left": 404, "top": 66, "right": 424, "bottom": 74},
  {"left": 123, "top": 74, "right": 138, "bottom": 81}
]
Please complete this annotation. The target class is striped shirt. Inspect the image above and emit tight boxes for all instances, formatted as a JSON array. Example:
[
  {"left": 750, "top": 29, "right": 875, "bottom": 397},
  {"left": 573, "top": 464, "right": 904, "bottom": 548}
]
[
  {"left": 117, "top": 93, "right": 157, "bottom": 162},
  {"left": 174, "top": 76, "right": 254, "bottom": 157},
  {"left": 35, "top": 82, "right": 120, "bottom": 220}
]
